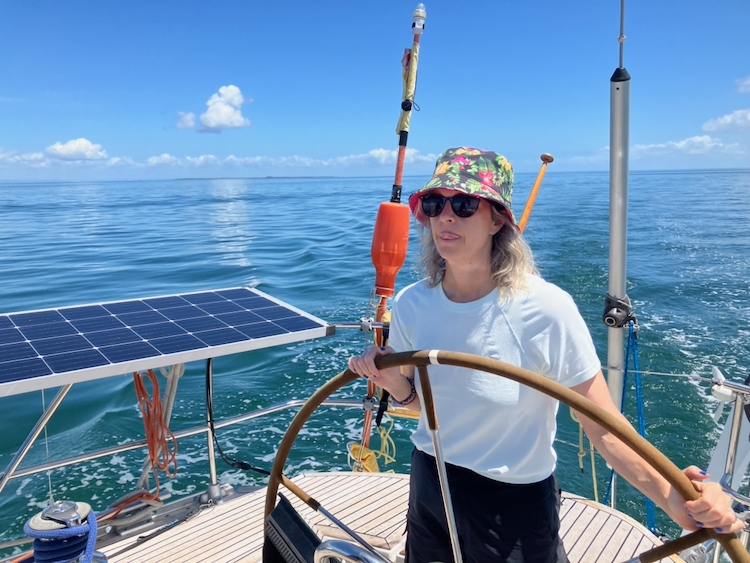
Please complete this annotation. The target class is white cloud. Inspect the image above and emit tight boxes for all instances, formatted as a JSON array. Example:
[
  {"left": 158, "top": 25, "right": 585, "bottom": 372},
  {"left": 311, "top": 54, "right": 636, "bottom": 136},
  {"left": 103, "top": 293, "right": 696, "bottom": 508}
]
[
  {"left": 106, "top": 156, "right": 138, "bottom": 167},
  {"left": 737, "top": 76, "right": 750, "bottom": 93},
  {"left": 0, "top": 149, "right": 48, "bottom": 168},
  {"left": 702, "top": 109, "right": 750, "bottom": 132},
  {"left": 346, "top": 148, "right": 436, "bottom": 165},
  {"left": 219, "top": 148, "right": 437, "bottom": 168},
  {"left": 1, "top": 146, "right": 439, "bottom": 175},
  {"left": 175, "top": 112, "right": 195, "bottom": 130},
  {"left": 567, "top": 136, "right": 744, "bottom": 163},
  {"left": 363, "top": 148, "right": 395, "bottom": 164},
  {"left": 147, "top": 154, "right": 180, "bottom": 166},
  {"left": 224, "top": 155, "right": 270, "bottom": 166},
  {"left": 568, "top": 147, "right": 609, "bottom": 164},
  {"left": 46, "top": 138, "right": 108, "bottom": 160},
  {"left": 185, "top": 155, "right": 221, "bottom": 166},
  {"left": 198, "top": 85, "right": 251, "bottom": 132},
  {"left": 631, "top": 135, "right": 742, "bottom": 157},
  {"left": 232, "top": 154, "right": 315, "bottom": 167}
]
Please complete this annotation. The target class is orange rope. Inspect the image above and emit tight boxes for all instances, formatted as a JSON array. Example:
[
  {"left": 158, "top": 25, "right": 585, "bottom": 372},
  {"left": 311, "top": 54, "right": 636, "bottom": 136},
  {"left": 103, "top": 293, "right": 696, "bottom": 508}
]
[
  {"left": 98, "top": 489, "right": 160, "bottom": 521},
  {"left": 133, "top": 369, "right": 178, "bottom": 493},
  {"left": 96, "top": 369, "right": 177, "bottom": 521}
]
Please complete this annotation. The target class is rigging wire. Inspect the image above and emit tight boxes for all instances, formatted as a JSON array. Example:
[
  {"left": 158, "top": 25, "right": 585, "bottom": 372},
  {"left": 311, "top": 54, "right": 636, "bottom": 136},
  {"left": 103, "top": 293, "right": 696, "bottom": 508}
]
[
  {"left": 41, "top": 389, "right": 55, "bottom": 506},
  {"left": 603, "top": 366, "right": 719, "bottom": 385},
  {"left": 618, "top": 0, "right": 626, "bottom": 68}
]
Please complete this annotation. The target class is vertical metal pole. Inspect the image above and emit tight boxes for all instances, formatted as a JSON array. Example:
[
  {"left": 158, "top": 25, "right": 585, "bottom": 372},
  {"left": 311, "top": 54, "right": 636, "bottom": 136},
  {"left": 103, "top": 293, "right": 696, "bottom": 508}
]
[
  {"left": 417, "top": 366, "right": 463, "bottom": 563},
  {"left": 711, "top": 539, "right": 723, "bottom": 563},
  {"left": 723, "top": 394, "right": 744, "bottom": 479},
  {"left": 431, "top": 428, "right": 462, "bottom": 563},
  {"left": 205, "top": 358, "right": 221, "bottom": 501},
  {"left": 606, "top": 2, "right": 631, "bottom": 414},
  {"left": 605, "top": 3, "right": 631, "bottom": 511},
  {"left": 610, "top": 474, "right": 618, "bottom": 509}
]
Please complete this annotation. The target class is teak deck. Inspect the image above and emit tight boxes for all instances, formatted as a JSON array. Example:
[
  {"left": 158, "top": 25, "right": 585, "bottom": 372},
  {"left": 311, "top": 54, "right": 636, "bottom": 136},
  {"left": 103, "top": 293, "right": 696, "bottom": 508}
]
[{"left": 100, "top": 472, "right": 683, "bottom": 563}]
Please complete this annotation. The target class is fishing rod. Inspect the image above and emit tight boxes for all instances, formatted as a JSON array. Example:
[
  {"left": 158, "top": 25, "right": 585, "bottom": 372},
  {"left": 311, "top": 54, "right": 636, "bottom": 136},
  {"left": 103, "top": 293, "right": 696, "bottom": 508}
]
[{"left": 360, "top": 3, "right": 426, "bottom": 451}]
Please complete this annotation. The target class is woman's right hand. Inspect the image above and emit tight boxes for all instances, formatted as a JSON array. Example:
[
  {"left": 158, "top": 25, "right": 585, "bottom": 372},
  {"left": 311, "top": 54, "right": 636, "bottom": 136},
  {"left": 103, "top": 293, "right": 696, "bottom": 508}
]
[
  {"left": 349, "top": 346, "right": 419, "bottom": 409},
  {"left": 348, "top": 345, "right": 404, "bottom": 390}
]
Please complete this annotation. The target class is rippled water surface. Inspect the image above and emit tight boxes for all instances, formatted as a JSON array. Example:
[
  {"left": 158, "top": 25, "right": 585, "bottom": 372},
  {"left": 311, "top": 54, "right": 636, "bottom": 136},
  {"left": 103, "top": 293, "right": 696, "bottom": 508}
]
[{"left": 1, "top": 170, "right": 749, "bottom": 552}]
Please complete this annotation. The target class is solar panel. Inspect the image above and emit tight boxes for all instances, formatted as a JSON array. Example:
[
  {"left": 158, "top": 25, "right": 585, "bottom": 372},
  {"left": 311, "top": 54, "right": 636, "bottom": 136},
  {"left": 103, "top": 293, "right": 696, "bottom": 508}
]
[{"left": 0, "top": 287, "right": 333, "bottom": 397}]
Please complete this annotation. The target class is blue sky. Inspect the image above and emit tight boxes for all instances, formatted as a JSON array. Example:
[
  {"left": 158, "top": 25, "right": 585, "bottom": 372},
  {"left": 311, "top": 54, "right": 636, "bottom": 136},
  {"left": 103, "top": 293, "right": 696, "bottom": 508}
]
[{"left": 1, "top": 0, "right": 748, "bottom": 181}]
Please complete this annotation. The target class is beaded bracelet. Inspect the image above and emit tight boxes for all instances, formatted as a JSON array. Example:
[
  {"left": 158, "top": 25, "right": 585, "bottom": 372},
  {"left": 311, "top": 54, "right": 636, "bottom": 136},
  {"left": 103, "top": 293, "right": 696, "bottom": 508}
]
[{"left": 390, "top": 377, "right": 417, "bottom": 407}]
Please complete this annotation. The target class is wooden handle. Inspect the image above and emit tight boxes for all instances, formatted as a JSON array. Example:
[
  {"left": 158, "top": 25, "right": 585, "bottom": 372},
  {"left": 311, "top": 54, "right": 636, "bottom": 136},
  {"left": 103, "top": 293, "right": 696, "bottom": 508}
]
[{"left": 518, "top": 153, "right": 554, "bottom": 233}]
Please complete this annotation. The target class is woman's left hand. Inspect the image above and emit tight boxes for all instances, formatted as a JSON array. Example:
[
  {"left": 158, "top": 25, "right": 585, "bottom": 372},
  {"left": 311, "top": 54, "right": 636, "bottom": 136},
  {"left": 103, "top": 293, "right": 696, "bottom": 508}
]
[{"left": 667, "top": 466, "right": 744, "bottom": 533}]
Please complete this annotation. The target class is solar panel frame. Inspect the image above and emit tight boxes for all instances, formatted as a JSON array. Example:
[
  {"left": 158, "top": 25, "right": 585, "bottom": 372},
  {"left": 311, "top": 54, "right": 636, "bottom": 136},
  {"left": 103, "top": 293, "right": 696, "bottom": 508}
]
[{"left": 0, "top": 287, "right": 333, "bottom": 398}]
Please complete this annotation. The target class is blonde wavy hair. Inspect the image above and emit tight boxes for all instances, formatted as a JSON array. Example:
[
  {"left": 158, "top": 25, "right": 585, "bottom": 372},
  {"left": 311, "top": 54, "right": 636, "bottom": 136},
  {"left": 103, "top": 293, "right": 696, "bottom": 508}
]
[{"left": 418, "top": 205, "right": 538, "bottom": 296}]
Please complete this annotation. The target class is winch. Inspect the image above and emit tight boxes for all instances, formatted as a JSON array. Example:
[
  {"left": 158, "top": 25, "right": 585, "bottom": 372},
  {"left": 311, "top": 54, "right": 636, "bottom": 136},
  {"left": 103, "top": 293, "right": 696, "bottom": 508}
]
[{"left": 21, "top": 500, "right": 106, "bottom": 563}]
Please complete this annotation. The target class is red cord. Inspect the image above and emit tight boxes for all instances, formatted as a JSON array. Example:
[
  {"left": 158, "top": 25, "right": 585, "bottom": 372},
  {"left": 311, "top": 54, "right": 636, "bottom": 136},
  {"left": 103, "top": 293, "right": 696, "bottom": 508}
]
[
  {"left": 133, "top": 369, "right": 178, "bottom": 492},
  {"left": 97, "top": 370, "right": 178, "bottom": 522}
]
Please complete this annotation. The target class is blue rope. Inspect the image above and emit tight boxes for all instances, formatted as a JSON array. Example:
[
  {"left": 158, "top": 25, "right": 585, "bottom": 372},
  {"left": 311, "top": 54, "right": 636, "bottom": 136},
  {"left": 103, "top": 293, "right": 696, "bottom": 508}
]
[
  {"left": 23, "top": 510, "right": 97, "bottom": 563},
  {"left": 601, "top": 322, "right": 658, "bottom": 534},
  {"left": 631, "top": 326, "right": 659, "bottom": 534}
]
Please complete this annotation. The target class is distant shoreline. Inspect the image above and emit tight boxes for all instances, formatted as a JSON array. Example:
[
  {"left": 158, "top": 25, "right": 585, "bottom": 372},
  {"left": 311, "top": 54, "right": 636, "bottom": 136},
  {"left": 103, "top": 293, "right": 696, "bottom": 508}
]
[
  {"left": 0, "top": 169, "right": 749, "bottom": 185},
  {"left": 174, "top": 176, "right": 341, "bottom": 180}
]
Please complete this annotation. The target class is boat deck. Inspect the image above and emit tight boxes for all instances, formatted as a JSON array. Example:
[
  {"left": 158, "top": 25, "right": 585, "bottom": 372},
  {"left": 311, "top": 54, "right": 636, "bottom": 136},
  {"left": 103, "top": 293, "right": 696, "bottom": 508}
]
[{"left": 99, "top": 472, "right": 683, "bottom": 562}]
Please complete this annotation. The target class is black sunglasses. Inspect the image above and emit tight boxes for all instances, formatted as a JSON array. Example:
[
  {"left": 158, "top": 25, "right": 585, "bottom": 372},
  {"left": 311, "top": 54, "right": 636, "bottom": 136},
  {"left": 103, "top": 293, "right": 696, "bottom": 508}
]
[{"left": 420, "top": 193, "right": 482, "bottom": 218}]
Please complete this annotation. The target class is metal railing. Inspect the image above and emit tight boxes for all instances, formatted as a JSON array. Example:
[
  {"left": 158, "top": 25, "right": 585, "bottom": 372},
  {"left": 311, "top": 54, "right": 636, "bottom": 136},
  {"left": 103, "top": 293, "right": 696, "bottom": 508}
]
[{"left": 0, "top": 390, "right": 362, "bottom": 490}]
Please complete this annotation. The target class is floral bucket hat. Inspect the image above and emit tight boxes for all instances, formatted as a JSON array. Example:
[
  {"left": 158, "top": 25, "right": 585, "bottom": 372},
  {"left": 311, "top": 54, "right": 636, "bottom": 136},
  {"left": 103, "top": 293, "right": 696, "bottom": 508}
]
[{"left": 408, "top": 147, "right": 516, "bottom": 226}]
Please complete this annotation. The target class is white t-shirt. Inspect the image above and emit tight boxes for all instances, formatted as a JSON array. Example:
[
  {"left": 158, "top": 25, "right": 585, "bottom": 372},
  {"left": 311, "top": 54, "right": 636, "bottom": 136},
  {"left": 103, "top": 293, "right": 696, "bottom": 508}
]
[{"left": 388, "top": 274, "right": 601, "bottom": 484}]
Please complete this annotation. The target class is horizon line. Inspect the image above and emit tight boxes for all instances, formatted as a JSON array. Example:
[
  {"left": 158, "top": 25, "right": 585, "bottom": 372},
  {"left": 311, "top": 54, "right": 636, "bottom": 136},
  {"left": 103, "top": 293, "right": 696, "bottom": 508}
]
[{"left": 1, "top": 167, "right": 749, "bottom": 185}]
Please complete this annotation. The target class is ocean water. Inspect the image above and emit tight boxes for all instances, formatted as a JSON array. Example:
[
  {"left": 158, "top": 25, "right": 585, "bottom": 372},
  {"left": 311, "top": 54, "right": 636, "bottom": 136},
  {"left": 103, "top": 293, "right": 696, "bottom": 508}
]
[{"left": 1, "top": 169, "right": 749, "bottom": 553}]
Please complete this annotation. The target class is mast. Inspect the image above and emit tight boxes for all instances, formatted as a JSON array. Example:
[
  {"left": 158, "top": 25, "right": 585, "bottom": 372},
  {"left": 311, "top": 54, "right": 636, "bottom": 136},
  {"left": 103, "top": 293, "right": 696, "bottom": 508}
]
[{"left": 604, "top": 0, "right": 632, "bottom": 409}]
